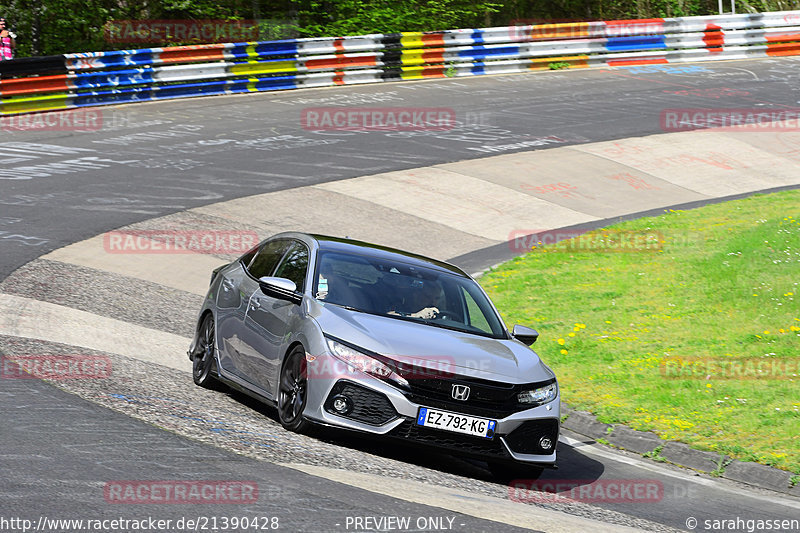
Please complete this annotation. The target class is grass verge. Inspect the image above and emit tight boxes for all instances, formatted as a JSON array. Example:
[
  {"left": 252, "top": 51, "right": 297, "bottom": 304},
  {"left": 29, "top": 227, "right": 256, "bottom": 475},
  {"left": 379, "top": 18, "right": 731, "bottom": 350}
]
[{"left": 481, "top": 190, "right": 800, "bottom": 473}]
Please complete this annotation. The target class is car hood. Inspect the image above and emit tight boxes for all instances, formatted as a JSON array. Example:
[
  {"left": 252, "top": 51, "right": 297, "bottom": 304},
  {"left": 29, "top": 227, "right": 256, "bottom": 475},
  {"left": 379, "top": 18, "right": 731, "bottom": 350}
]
[{"left": 312, "top": 302, "right": 554, "bottom": 383}]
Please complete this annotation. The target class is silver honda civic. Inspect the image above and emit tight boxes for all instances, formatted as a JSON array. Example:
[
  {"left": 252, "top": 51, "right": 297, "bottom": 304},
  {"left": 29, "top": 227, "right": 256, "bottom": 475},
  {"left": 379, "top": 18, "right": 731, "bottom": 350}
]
[{"left": 188, "top": 232, "right": 560, "bottom": 477}]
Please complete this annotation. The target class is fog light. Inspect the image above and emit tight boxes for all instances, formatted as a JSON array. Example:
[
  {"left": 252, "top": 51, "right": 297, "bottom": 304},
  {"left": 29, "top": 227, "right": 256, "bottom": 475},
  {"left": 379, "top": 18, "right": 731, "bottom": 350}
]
[
  {"left": 539, "top": 437, "right": 553, "bottom": 451},
  {"left": 331, "top": 394, "right": 353, "bottom": 415}
]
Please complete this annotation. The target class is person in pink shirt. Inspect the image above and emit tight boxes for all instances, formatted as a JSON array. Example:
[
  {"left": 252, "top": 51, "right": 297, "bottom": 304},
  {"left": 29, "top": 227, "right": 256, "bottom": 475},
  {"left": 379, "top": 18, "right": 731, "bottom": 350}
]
[{"left": 0, "top": 18, "right": 16, "bottom": 60}]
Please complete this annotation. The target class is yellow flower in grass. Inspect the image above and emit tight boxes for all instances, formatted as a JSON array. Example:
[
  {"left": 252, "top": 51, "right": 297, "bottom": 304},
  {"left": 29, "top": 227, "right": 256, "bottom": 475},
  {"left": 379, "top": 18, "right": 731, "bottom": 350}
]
[
  {"left": 560, "top": 349, "right": 568, "bottom": 355},
  {"left": 670, "top": 418, "right": 695, "bottom": 430},
  {"left": 557, "top": 338, "right": 565, "bottom": 345},
  {"left": 568, "top": 332, "right": 576, "bottom": 337}
]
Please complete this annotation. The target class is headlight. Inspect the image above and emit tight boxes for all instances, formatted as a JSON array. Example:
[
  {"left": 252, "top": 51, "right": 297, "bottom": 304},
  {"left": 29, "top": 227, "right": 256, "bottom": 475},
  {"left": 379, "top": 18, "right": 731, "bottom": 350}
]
[
  {"left": 517, "top": 382, "right": 558, "bottom": 406},
  {"left": 326, "top": 338, "right": 409, "bottom": 388}
]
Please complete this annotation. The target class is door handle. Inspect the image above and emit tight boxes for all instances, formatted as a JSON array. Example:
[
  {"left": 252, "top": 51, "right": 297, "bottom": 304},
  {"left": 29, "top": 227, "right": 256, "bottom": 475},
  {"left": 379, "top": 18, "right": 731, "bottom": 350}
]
[
  {"left": 222, "top": 279, "right": 235, "bottom": 291},
  {"left": 249, "top": 299, "right": 262, "bottom": 311}
]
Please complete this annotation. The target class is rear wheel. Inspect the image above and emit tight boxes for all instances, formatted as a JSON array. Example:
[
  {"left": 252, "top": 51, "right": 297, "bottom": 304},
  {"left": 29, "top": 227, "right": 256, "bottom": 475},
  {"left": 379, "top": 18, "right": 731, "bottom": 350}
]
[
  {"left": 488, "top": 461, "right": 544, "bottom": 482},
  {"left": 277, "top": 345, "right": 310, "bottom": 433},
  {"left": 193, "top": 314, "right": 218, "bottom": 388}
]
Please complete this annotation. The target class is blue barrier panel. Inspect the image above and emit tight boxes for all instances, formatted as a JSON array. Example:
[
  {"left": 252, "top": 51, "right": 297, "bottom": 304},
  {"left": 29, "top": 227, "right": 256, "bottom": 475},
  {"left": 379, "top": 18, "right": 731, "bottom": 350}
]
[
  {"left": 228, "top": 76, "right": 298, "bottom": 92},
  {"left": 68, "top": 50, "right": 157, "bottom": 69},
  {"left": 606, "top": 36, "right": 668, "bottom": 51},
  {"left": 470, "top": 30, "right": 486, "bottom": 44},
  {"left": 73, "top": 86, "right": 154, "bottom": 107},
  {"left": 73, "top": 68, "right": 156, "bottom": 89},
  {"left": 153, "top": 80, "right": 229, "bottom": 99},
  {"left": 458, "top": 45, "right": 521, "bottom": 59},
  {"left": 228, "top": 40, "right": 299, "bottom": 59}
]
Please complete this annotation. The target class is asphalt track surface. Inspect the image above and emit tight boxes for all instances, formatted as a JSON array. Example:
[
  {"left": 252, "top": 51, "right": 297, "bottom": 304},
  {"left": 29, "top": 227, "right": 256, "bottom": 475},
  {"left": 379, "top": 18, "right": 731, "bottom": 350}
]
[{"left": 2, "top": 58, "right": 800, "bottom": 532}]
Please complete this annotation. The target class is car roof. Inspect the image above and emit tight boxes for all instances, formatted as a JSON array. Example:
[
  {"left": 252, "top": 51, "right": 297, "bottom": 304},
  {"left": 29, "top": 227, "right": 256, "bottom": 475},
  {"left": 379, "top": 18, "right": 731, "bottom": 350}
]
[{"left": 310, "top": 234, "right": 468, "bottom": 277}]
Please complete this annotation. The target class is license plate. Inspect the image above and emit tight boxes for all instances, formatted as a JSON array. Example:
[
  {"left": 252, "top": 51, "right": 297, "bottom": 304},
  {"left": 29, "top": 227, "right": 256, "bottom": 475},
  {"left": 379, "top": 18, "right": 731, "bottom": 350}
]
[{"left": 416, "top": 407, "right": 496, "bottom": 439}]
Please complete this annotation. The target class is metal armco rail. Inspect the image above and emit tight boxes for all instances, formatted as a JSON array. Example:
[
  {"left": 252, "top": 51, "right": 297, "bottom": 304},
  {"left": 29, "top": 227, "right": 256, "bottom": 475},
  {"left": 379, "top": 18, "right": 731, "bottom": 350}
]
[{"left": 2, "top": 10, "right": 800, "bottom": 116}]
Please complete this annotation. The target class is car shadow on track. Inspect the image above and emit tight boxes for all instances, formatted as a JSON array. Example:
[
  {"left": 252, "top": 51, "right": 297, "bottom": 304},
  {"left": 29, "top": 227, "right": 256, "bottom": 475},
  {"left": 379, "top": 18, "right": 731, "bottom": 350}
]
[{"left": 222, "top": 386, "right": 605, "bottom": 488}]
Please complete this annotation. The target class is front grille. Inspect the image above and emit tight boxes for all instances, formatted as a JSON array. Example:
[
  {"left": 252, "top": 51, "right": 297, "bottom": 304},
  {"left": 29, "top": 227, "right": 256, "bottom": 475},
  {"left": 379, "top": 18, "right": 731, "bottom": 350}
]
[
  {"left": 324, "top": 381, "right": 398, "bottom": 426},
  {"left": 504, "top": 419, "right": 560, "bottom": 455},
  {"left": 399, "top": 367, "right": 555, "bottom": 418},
  {"left": 389, "top": 420, "right": 511, "bottom": 459}
]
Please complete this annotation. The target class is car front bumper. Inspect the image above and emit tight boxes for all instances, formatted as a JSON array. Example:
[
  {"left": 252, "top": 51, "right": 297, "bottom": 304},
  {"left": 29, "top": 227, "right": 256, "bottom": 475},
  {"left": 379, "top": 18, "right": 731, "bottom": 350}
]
[{"left": 302, "top": 351, "right": 559, "bottom": 466}]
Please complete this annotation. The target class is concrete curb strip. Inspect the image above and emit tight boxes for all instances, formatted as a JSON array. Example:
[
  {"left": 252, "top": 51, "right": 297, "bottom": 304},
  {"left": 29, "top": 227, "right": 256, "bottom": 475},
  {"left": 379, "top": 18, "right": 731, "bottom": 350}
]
[
  {"left": 723, "top": 461, "right": 797, "bottom": 494},
  {"left": 561, "top": 406, "right": 799, "bottom": 495},
  {"left": 606, "top": 426, "right": 664, "bottom": 456},
  {"left": 560, "top": 409, "right": 611, "bottom": 440},
  {"left": 0, "top": 293, "right": 192, "bottom": 373},
  {"left": 659, "top": 441, "right": 726, "bottom": 473}
]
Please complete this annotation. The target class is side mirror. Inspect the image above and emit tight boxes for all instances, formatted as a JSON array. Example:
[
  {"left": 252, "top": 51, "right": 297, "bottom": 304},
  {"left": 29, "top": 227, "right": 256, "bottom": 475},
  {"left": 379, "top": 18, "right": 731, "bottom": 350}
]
[
  {"left": 512, "top": 324, "right": 539, "bottom": 346},
  {"left": 258, "top": 276, "right": 301, "bottom": 304}
]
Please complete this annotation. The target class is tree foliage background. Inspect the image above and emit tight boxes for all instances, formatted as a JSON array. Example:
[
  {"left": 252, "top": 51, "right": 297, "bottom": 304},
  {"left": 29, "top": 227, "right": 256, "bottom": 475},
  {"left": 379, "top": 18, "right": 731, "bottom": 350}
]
[{"left": 1, "top": 0, "right": 798, "bottom": 58}]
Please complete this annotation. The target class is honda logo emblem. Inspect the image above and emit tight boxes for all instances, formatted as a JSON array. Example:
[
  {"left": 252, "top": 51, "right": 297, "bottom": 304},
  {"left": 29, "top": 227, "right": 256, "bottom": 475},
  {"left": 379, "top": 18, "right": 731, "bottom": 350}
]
[{"left": 451, "top": 384, "right": 470, "bottom": 401}]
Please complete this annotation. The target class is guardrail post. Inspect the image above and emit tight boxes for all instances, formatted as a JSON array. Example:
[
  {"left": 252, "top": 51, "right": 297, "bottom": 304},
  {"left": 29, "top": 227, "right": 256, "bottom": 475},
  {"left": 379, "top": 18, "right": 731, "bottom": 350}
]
[{"left": 719, "top": 0, "right": 736, "bottom": 14}]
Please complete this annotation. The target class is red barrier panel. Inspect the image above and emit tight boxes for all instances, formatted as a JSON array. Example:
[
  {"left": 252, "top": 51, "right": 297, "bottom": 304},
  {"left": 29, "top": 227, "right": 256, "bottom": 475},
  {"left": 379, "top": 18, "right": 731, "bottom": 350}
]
[
  {"left": 157, "top": 44, "right": 227, "bottom": 64},
  {"left": 0, "top": 74, "right": 70, "bottom": 97}
]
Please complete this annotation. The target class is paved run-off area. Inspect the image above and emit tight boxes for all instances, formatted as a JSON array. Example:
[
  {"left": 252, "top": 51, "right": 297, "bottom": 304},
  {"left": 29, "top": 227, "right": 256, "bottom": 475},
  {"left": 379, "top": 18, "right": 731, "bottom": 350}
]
[{"left": 5, "top": 122, "right": 800, "bottom": 370}]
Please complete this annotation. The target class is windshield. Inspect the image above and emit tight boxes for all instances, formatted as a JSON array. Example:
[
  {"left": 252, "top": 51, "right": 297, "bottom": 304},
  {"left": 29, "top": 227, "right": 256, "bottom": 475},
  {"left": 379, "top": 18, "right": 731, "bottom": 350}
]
[{"left": 313, "top": 250, "right": 507, "bottom": 338}]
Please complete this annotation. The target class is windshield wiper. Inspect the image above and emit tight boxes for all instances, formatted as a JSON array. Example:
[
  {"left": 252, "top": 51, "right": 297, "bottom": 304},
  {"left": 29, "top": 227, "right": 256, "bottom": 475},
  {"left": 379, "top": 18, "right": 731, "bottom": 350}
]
[{"left": 330, "top": 303, "right": 366, "bottom": 313}]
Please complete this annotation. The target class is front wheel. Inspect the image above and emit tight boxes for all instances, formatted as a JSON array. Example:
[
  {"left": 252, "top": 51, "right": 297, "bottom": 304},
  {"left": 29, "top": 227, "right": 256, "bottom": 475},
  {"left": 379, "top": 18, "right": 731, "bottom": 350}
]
[
  {"left": 193, "top": 314, "right": 219, "bottom": 389},
  {"left": 277, "top": 345, "right": 310, "bottom": 433}
]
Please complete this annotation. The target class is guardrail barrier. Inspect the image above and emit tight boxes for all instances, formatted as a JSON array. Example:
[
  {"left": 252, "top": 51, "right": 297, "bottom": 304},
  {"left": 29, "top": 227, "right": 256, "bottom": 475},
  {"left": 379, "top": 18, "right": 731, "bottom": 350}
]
[{"left": 2, "top": 11, "right": 800, "bottom": 116}]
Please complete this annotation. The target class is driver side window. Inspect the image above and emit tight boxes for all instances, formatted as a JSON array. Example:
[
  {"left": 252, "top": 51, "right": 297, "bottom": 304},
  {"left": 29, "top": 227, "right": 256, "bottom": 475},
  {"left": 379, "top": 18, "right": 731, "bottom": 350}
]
[
  {"left": 247, "top": 239, "right": 290, "bottom": 279},
  {"left": 274, "top": 241, "right": 309, "bottom": 292}
]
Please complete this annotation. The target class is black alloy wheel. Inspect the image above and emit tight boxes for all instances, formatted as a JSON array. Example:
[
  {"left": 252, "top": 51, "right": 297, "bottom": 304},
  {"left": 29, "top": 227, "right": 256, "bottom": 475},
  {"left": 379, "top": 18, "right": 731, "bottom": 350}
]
[
  {"left": 193, "top": 314, "right": 218, "bottom": 388},
  {"left": 278, "top": 345, "right": 310, "bottom": 432}
]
